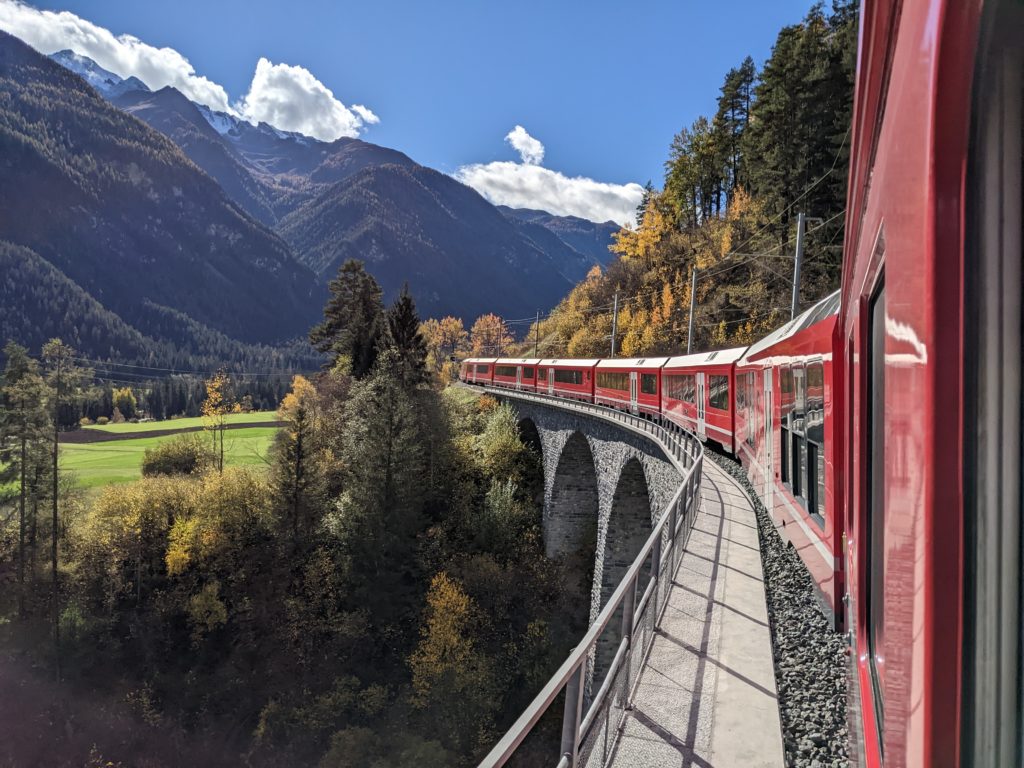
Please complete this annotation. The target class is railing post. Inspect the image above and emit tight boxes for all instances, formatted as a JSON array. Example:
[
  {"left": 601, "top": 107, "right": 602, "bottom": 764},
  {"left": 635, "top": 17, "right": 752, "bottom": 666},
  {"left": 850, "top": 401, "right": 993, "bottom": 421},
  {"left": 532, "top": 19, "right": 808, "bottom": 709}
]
[
  {"left": 650, "top": 532, "right": 663, "bottom": 629},
  {"left": 560, "top": 663, "right": 585, "bottom": 766},
  {"left": 619, "top": 574, "right": 637, "bottom": 704}
]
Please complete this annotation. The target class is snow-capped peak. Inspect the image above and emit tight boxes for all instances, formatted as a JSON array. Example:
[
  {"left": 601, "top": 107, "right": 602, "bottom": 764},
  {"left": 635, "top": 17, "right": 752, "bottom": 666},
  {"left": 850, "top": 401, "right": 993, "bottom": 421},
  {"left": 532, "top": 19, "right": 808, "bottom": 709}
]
[{"left": 49, "top": 49, "right": 151, "bottom": 99}]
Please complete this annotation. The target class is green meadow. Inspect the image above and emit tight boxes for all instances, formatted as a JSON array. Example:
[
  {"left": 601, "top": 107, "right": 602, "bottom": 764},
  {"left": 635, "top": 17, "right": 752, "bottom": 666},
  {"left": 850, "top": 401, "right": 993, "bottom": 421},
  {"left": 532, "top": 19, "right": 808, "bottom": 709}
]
[
  {"left": 84, "top": 410, "right": 280, "bottom": 434},
  {"left": 62, "top": 426, "right": 279, "bottom": 489}
]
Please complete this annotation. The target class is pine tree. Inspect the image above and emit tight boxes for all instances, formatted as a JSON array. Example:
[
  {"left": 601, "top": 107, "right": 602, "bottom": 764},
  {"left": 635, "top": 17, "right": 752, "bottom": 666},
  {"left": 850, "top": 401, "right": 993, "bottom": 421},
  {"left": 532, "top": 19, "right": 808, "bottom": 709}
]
[
  {"left": 0, "top": 342, "right": 50, "bottom": 618},
  {"left": 272, "top": 375, "right": 325, "bottom": 543},
  {"left": 385, "top": 285, "right": 428, "bottom": 385},
  {"left": 41, "top": 338, "right": 92, "bottom": 681},
  {"left": 310, "top": 260, "right": 385, "bottom": 378}
]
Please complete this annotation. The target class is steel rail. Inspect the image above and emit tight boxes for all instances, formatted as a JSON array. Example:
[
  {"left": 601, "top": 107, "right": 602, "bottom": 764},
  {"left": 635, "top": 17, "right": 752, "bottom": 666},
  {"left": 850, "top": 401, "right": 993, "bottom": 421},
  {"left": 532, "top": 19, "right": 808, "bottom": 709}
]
[{"left": 461, "top": 383, "right": 704, "bottom": 767}]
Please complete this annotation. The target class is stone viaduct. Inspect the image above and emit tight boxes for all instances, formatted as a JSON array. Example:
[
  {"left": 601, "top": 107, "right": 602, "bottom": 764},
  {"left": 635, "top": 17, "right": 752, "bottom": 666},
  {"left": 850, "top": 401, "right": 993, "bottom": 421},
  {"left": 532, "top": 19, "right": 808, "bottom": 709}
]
[{"left": 498, "top": 397, "right": 684, "bottom": 625}]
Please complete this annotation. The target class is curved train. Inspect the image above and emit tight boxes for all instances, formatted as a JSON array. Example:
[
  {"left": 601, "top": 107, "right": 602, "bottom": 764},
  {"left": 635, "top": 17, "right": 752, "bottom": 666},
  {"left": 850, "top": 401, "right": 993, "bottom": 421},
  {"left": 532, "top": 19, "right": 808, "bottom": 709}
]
[{"left": 462, "top": 0, "right": 1024, "bottom": 764}]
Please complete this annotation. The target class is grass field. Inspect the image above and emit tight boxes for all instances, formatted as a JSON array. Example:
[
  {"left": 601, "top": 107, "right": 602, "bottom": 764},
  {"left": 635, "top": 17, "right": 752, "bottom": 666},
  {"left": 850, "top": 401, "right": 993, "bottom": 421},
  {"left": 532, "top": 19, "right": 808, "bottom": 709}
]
[
  {"left": 61, "top": 427, "right": 278, "bottom": 489},
  {"left": 84, "top": 411, "right": 279, "bottom": 434}
]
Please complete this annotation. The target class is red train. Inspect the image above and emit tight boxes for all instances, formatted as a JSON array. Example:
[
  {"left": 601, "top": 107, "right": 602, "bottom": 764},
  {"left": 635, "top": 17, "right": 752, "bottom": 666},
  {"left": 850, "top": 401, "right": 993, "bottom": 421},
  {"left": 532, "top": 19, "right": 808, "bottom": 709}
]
[{"left": 462, "top": 0, "right": 1022, "bottom": 762}]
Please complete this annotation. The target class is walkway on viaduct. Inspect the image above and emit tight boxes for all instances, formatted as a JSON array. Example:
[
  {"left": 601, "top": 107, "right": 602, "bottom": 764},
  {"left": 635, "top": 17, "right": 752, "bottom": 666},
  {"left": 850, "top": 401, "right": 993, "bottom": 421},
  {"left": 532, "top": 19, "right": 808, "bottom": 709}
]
[{"left": 470, "top": 386, "right": 784, "bottom": 768}]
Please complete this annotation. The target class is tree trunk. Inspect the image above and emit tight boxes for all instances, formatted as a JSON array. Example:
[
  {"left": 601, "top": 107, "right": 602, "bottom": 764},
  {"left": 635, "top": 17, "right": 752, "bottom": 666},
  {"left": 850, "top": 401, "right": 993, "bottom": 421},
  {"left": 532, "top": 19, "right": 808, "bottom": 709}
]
[{"left": 17, "top": 429, "right": 26, "bottom": 619}]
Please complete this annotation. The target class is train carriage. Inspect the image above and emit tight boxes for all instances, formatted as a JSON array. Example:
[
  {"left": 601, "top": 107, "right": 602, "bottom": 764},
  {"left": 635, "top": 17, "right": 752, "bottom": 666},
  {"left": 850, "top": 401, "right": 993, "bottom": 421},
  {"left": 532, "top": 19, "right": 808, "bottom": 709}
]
[
  {"left": 593, "top": 357, "right": 669, "bottom": 416},
  {"left": 535, "top": 359, "right": 598, "bottom": 402},
  {"left": 491, "top": 358, "right": 541, "bottom": 391},
  {"left": 459, "top": 358, "right": 497, "bottom": 385},
  {"left": 661, "top": 347, "right": 745, "bottom": 452},
  {"left": 736, "top": 293, "right": 842, "bottom": 625}
]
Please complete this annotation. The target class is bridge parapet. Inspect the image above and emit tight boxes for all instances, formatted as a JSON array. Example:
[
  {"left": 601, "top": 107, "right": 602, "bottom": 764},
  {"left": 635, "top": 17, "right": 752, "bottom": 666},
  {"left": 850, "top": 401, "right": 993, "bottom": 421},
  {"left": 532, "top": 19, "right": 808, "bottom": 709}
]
[{"left": 461, "top": 385, "right": 704, "bottom": 768}]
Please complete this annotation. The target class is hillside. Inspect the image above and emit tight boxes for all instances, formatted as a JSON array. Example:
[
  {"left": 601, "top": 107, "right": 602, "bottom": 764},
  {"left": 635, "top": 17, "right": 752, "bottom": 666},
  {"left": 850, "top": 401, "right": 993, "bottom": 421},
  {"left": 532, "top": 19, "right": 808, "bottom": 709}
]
[
  {"left": 277, "top": 162, "right": 578, "bottom": 320},
  {"left": 498, "top": 206, "right": 618, "bottom": 266},
  {"left": 0, "top": 31, "right": 320, "bottom": 349}
]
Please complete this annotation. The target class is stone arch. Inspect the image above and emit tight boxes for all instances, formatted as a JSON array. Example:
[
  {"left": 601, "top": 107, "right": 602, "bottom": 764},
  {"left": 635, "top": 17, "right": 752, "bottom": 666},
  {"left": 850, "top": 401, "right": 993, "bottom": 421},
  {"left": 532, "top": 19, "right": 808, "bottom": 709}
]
[
  {"left": 546, "top": 432, "right": 599, "bottom": 561},
  {"left": 517, "top": 417, "right": 543, "bottom": 458},
  {"left": 595, "top": 457, "right": 653, "bottom": 675}
]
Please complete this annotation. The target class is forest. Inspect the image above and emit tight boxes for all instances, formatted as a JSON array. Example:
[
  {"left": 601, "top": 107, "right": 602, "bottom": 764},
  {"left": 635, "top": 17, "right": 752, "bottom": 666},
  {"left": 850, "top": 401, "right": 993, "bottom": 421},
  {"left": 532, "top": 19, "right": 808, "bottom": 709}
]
[{"left": 0, "top": 261, "right": 591, "bottom": 767}]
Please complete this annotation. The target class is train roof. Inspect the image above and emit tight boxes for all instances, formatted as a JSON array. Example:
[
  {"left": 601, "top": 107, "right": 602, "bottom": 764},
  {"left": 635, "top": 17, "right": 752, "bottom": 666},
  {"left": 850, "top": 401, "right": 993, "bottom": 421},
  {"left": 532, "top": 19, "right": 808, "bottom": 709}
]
[
  {"left": 663, "top": 346, "right": 747, "bottom": 368},
  {"left": 740, "top": 291, "right": 841, "bottom": 363},
  {"left": 536, "top": 358, "right": 601, "bottom": 366},
  {"left": 462, "top": 357, "right": 498, "bottom": 364},
  {"left": 595, "top": 357, "right": 671, "bottom": 368},
  {"left": 494, "top": 357, "right": 541, "bottom": 365}
]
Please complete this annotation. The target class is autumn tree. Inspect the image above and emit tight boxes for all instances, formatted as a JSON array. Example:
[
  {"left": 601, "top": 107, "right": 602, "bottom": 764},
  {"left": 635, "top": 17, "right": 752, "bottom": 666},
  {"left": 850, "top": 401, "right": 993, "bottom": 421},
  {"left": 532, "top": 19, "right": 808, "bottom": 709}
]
[
  {"left": 201, "top": 370, "right": 234, "bottom": 473},
  {"left": 421, "top": 316, "right": 469, "bottom": 380},
  {"left": 112, "top": 386, "right": 137, "bottom": 420},
  {"left": 310, "top": 259, "right": 385, "bottom": 378},
  {"left": 271, "top": 375, "right": 325, "bottom": 543},
  {"left": 470, "top": 314, "right": 513, "bottom": 356}
]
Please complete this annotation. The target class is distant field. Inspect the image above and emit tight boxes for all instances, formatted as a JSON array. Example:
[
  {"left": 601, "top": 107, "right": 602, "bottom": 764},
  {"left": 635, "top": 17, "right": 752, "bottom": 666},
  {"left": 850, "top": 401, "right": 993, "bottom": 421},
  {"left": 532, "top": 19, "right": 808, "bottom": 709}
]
[
  {"left": 84, "top": 411, "right": 279, "bottom": 434},
  {"left": 61, "top": 427, "right": 278, "bottom": 489}
]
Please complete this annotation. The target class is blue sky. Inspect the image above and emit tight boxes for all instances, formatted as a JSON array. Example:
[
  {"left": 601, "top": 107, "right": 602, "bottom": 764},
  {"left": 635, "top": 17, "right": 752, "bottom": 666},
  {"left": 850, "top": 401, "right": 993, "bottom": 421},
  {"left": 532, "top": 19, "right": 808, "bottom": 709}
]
[{"left": 4, "top": 0, "right": 814, "bottom": 223}]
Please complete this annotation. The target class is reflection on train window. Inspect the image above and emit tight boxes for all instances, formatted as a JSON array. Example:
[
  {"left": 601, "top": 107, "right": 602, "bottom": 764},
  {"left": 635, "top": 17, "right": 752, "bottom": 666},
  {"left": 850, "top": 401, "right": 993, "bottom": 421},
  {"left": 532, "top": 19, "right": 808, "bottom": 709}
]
[
  {"left": 641, "top": 373, "right": 658, "bottom": 395},
  {"left": 664, "top": 374, "right": 697, "bottom": 403},
  {"left": 791, "top": 431, "right": 803, "bottom": 498},
  {"left": 709, "top": 375, "right": 730, "bottom": 410},
  {"left": 597, "top": 371, "right": 629, "bottom": 391},
  {"left": 781, "top": 426, "right": 790, "bottom": 483},
  {"left": 554, "top": 369, "right": 583, "bottom": 385},
  {"left": 495, "top": 365, "right": 518, "bottom": 377},
  {"left": 867, "top": 279, "right": 886, "bottom": 738}
]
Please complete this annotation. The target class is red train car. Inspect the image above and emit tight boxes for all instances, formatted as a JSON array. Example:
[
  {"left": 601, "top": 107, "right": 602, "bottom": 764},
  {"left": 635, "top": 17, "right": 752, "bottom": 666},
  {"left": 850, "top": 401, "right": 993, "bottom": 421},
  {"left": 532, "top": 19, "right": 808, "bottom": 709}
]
[
  {"left": 459, "top": 358, "right": 497, "bottom": 385},
  {"left": 535, "top": 359, "right": 598, "bottom": 401},
  {"left": 661, "top": 347, "right": 745, "bottom": 453},
  {"left": 593, "top": 357, "right": 668, "bottom": 416},
  {"left": 735, "top": 294, "right": 841, "bottom": 625},
  {"left": 491, "top": 358, "right": 541, "bottom": 391}
]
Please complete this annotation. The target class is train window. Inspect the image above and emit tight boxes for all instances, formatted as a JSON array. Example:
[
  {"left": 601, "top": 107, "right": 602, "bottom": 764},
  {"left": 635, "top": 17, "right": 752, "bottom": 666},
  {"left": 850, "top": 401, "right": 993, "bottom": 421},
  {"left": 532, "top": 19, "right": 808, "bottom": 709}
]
[
  {"left": 746, "top": 373, "right": 756, "bottom": 447},
  {"left": 537, "top": 368, "right": 546, "bottom": 380},
  {"left": 780, "top": 366, "right": 793, "bottom": 396},
  {"left": 641, "top": 373, "right": 657, "bottom": 395},
  {"left": 708, "top": 375, "right": 730, "bottom": 410},
  {"left": 791, "top": 432, "right": 803, "bottom": 499},
  {"left": 476, "top": 365, "right": 490, "bottom": 375},
  {"left": 523, "top": 367, "right": 534, "bottom": 379},
  {"left": 816, "top": 445, "right": 825, "bottom": 520},
  {"left": 807, "top": 442, "right": 822, "bottom": 524},
  {"left": 867, "top": 279, "right": 886, "bottom": 736},
  {"left": 597, "top": 371, "right": 630, "bottom": 391},
  {"left": 554, "top": 369, "right": 583, "bottom": 385},
  {"left": 664, "top": 374, "right": 696, "bottom": 403},
  {"left": 495, "top": 365, "right": 517, "bottom": 377},
  {"left": 781, "top": 426, "right": 790, "bottom": 483}
]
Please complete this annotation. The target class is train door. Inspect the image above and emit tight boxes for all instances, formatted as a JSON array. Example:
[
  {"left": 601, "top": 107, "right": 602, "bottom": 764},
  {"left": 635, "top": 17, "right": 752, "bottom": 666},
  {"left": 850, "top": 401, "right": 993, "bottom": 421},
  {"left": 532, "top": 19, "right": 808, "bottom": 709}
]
[
  {"left": 547, "top": 368, "right": 554, "bottom": 395},
  {"left": 629, "top": 371, "right": 639, "bottom": 414},
  {"left": 515, "top": 366, "right": 522, "bottom": 391},
  {"left": 763, "top": 369, "right": 774, "bottom": 504},
  {"left": 696, "top": 372, "right": 707, "bottom": 438}
]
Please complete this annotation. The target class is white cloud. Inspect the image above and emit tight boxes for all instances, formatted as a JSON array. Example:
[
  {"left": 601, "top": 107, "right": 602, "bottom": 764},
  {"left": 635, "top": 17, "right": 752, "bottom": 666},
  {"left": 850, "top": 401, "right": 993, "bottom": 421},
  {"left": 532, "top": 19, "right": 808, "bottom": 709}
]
[
  {"left": 505, "top": 125, "right": 544, "bottom": 165},
  {"left": 237, "top": 58, "right": 377, "bottom": 141},
  {"left": 0, "top": 0, "right": 378, "bottom": 141},
  {"left": 456, "top": 127, "right": 644, "bottom": 226},
  {"left": 0, "top": 0, "right": 232, "bottom": 112}
]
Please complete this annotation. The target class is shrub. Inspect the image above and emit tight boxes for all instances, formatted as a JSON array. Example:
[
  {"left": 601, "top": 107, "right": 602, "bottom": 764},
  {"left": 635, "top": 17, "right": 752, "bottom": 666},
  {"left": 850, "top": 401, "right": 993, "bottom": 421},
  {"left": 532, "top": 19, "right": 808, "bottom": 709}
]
[
  {"left": 79, "top": 417, "right": 93, "bottom": 427},
  {"left": 96, "top": 416, "right": 109, "bottom": 425},
  {"left": 142, "top": 434, "right": 215, "bottom": 477}
]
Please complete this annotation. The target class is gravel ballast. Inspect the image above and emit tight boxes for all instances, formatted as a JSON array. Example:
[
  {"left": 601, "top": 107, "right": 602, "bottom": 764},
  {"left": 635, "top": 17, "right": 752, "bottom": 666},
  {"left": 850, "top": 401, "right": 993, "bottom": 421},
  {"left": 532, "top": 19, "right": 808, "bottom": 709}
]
[{"left": 709, "top": 451, "right": 850, "bottom": 767}]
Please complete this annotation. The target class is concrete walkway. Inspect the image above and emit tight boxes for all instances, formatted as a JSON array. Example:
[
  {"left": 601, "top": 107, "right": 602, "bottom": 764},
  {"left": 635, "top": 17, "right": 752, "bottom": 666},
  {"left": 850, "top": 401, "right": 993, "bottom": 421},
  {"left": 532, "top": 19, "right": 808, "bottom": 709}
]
[{"left": 608, "top": 459, "right": 784, "bottom": 767}]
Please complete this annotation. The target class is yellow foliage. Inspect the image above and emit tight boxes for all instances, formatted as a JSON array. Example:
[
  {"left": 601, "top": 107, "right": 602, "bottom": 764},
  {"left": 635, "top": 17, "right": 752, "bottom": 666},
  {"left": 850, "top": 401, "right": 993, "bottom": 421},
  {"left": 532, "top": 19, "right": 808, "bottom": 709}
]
[
  {"left": 187, "top": 581, "right": 227, "bottom": 641},
  {"left": 410, "top": 572, "right": 476, "bottom": 703}
]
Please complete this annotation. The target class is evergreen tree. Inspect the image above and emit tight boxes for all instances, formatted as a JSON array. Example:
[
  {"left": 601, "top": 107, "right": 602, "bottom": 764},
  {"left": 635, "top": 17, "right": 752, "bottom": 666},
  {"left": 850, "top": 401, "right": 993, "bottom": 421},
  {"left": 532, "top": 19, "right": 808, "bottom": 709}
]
[
  {"left": 0, "top": 342, "right": 50, "bottom": 618},
  {"left": 635, "top": 180, "right": 656, "bottom": 226},
  {"left": 714, "top": 56, "right": 757, "bottom": 204},
  {"left": 310, "top": 260, "right": 385, "bottom": 378},
  {"left": 386, "top": 285, "right": 428, "bottom": 385},
  {"left": 271, "top": 375, "right": 325, "bottom": 544}
]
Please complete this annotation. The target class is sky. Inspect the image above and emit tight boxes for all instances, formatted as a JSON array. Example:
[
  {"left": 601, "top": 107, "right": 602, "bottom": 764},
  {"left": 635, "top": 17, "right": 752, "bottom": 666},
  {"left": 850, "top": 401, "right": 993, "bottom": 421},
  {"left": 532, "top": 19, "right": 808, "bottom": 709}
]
[{"left": 1, "top": 0, "right": 813, "bottom": 225}]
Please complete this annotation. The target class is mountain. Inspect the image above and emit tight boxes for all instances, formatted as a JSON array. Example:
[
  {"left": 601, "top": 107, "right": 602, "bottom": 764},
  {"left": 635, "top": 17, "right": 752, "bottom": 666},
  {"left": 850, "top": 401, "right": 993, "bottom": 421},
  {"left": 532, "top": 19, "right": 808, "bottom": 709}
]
[
  {"left": 0, "top": 31, "right": 320, "bottom": 350},
  {"left": 41, "top": 45, "right": 618, "bottom": 326},
  {"left": 49, "top": 49, "right": 151, "bottom": 99},
  {"left": 497, "top": 206, "right": 619, "bottom": 267},
  {"left": 277, "top": 163, "right": 577, "bottom": 320}
]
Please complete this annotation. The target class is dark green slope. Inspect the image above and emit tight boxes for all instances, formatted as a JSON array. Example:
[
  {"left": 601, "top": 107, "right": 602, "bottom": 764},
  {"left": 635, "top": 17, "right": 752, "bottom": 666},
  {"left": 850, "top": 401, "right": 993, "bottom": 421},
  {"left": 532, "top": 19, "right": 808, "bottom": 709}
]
[
  {"left": 277, "top": 163, "right": 576, "bottom": 321},
  {"left": 0, "top": 31, "right": 320, "bottom": 346}
]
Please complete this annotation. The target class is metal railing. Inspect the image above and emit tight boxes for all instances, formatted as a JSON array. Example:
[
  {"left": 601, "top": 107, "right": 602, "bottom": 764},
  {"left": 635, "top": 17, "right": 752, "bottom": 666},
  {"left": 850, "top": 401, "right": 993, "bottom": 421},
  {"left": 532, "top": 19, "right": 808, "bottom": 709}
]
[{"left": 462, "top": 383, "right": 704, "bottom": 767}]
